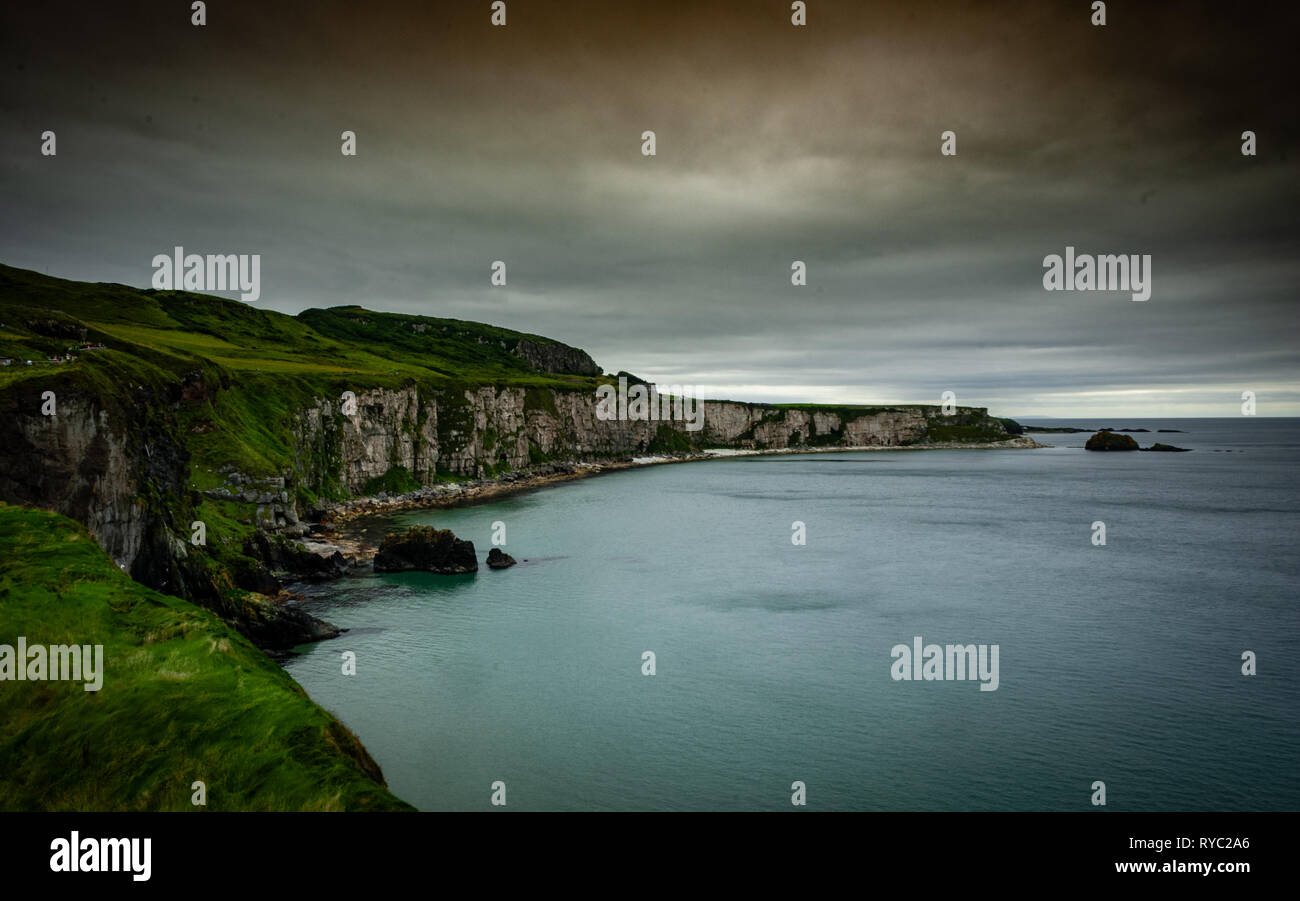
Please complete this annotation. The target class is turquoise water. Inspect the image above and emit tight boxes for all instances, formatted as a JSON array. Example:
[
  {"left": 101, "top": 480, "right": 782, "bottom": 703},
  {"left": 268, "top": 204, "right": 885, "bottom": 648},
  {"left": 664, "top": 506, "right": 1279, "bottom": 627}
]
[{"left": 284, "top": 419, "right": 1300, "bottom": 811}]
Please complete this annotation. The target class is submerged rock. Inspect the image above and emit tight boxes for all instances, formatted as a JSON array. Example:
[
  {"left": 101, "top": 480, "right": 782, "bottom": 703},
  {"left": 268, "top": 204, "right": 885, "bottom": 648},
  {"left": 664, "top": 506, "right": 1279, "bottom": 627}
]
[
  {"left": 373, "top": 525, "right": 478, "bottom": 574},
  {"left": 486, "top": 548, "right": 517, "bottom": 569},
  {"left": 1085, "top": 430, "right": 1139, "bottom": 451},
  {"left": 1141, "top": 443, "right": 1191, "bottom": 452}
]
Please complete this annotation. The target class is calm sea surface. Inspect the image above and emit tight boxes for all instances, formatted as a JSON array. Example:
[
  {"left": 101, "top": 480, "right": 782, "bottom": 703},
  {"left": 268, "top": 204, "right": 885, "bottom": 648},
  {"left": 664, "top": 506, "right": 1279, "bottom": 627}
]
[{"left": 284, "top": 418, "right": 1300, "bottom": 810}]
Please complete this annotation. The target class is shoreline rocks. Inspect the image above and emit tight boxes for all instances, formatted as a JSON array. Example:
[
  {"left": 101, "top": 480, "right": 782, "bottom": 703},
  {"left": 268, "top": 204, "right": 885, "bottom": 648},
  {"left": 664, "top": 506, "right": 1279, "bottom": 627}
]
[
  {"left": 306, "top": 441, "right": 1045, "bottom": 544},
  {"left": 245, "top": 532, "right": 353, "bottom": 584},
  {"left": 373, "top": 525, "right": 478, "bottom": 574},
  {"left": 238, "top": 596, "right": 344, "bottom": 653}
]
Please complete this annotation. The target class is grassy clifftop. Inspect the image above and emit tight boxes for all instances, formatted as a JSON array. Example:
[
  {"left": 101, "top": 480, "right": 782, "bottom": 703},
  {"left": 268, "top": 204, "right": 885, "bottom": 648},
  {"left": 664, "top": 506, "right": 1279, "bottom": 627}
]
[
  {"left": 0, "top": 263, "right": 606, "bottom": 477},
  {"left": 0, "top": 264, "right": 599, "bottom": 460},
  {"left": 0, "top": 263, "right": 598, "bottom": 389},
  {"left": 0, "top": 504, "right": 412, "bottom": 811},
  {"left": 0, "top": 264, "right": 615, "bottom": 603}
]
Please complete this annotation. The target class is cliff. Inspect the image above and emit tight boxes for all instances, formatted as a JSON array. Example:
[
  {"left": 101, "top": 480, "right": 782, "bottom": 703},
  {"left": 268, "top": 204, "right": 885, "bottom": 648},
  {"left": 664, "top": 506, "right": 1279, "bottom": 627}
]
[
  {"left": 0, "top": 263, "right": 1027, "bottom": 649},
  {"left": 0, "top": 505, "right": 411, "bottom": 811},
  {"left": 291, "top": 384, "right": 1013, "bottom": 495}
]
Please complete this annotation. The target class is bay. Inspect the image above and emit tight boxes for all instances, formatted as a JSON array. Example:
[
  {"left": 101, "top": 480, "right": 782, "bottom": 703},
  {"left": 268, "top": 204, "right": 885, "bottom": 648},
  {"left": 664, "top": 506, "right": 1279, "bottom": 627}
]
[{"left": 284, "top": 418, "right": 1300, "bottom": 810}]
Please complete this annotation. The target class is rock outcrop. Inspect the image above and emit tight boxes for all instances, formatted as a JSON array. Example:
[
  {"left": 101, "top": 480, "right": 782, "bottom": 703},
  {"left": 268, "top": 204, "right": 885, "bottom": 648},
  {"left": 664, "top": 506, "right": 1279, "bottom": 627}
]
[
  {"left": 373, "top": 525, "right": 478, "bottom": 574},
  {"left": 245, "top": 532, "right": 352, "bottom": 582},
  {"left": 512, "top": 339, "right": 600, "bottom": 376},
  {"left": 486, "top": 548, "right": 517, "bottom": 569},
  {"left": 234, "top": 594, "right": 344, "bottom": 650},
  {"left": 1141, "top": 443, "right": 1190, "bottom": 452},
  {"left": 0, "top": 377, "right": 344, "bottom": 651},
  {"left": 1085, "top": 430, "right": 1139, "bottom": 451},
  {"left": 0, "top": 383, "right": 219, "bottom": 604}
]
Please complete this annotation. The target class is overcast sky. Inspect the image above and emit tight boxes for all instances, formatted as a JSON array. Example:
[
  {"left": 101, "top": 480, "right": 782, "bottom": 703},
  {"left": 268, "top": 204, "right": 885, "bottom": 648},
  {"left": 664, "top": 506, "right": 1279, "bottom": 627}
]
[{"left": 2, "top": 0, "right": 1296, "bottom": 416}]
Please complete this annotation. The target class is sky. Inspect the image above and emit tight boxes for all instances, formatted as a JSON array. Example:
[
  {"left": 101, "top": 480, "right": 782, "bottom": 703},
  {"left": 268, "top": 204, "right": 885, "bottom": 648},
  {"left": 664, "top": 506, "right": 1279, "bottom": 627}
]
[{"left": 1, "top": 0, "right": 1296, "bottom": 417}]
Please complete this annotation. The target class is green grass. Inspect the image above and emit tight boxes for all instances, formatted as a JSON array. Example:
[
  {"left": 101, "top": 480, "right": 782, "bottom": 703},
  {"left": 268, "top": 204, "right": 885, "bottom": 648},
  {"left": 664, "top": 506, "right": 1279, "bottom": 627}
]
[
  {"left": 0, "top": 505, "right": 413, "bottom": 811},
  {"left": 772, "top": 403, "right": 899, "bottom": 415},
  {"left": 647, "top": 424, "right": 695, "bottom": 454},
  {"left": 523, "top": 386, "right": 560, "bottom": 416},
  {"left": 0, "top": 264, "right": 601, "bottom": 389},
  {"left": 924, "top": 423, "right": 1015, "bottom": 443},
  {"left": 361, "top": 465, "right": 422, "bottom": 496},
  {"left": 0, "top": 263, "right": 606, "bottom": 481}
]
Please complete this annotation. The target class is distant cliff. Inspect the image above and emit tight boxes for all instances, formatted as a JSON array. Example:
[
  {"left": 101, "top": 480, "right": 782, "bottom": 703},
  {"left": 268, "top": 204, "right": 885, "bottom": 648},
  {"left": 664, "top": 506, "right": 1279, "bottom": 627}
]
[{"left": 291, "top": 385, "right": 1016, "bottom": 495}]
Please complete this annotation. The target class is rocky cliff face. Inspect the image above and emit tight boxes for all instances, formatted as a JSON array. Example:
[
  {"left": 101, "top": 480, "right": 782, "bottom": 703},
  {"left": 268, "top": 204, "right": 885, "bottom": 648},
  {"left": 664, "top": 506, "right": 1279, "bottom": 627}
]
[
  {"left": 511, "top": 339, "right": 600, "bottom": 377},
  {"left": 0, "top": 382, "right": 217, "bottom": 604},
  {"left": 0, "top": 395, "right": 143, "bottom": 568},
  {"left": 0, "top": 378, "right": 336, "bottom": 650},
  {"left": 289, "top": 385, "right": 1007, "bottom": 491},
  {"left": 0, "top": 371, "right": 1013, "bottom": 650},
  {"left": 696, "top": 403, "right": 932, "bottom": 448}
]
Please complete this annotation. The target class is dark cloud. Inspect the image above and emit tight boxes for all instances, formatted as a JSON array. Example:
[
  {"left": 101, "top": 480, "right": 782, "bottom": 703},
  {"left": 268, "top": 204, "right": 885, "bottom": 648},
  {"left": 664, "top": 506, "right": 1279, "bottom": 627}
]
[{"left": 1, "top": 0, "right": 1296, "bottom": 415}]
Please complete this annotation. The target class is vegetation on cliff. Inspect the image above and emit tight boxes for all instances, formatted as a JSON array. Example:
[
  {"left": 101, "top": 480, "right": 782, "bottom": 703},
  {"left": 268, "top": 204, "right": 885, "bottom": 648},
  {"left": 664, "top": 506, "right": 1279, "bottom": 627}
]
[
  {"left": 0, "top": 264, "right": 603, "bottom": 621},
  {"left": 0, "top": 505, "right": 412, "bottom": 811}
]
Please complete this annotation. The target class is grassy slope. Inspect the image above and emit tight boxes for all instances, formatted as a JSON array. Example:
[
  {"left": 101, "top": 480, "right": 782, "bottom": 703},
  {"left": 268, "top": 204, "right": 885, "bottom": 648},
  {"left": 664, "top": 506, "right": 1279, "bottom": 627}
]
[
  {"left": 0, "top": 505, "right": 412, "bottom": 811},
  {"left": 0, "top": 263, "right": 596, "bottom": 386}
]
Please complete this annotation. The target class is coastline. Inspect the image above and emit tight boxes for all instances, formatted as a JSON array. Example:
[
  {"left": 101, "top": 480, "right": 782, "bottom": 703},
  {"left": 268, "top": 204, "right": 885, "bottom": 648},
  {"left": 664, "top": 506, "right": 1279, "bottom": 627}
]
[{"left": 305, "top": 437, "right": 1045, "bottom": 556}]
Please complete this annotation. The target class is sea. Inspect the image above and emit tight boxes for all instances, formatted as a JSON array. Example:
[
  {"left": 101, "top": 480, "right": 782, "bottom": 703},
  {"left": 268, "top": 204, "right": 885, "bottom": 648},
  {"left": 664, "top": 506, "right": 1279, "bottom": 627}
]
[{"left": 283, "top": 418, "right": 1300, "bottom": 811}]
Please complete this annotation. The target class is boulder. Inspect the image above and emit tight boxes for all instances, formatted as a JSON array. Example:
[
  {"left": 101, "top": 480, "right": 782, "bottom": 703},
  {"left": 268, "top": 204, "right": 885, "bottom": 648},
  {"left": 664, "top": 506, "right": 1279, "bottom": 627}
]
[
  {"left": 245, "top": 532, "right": 351, "bottom": 582},
  {"left": 486, "top": 548, "right": 517, "bottom": 569},
  {"left": 1085, "top": 430, "right": 1139, "bottom": 451},
  {"left": 374, "top": 525, "right": 478, "bottom": 574},
  {"left": 233, "top": 594, "right": 343, "bottom": 651}
]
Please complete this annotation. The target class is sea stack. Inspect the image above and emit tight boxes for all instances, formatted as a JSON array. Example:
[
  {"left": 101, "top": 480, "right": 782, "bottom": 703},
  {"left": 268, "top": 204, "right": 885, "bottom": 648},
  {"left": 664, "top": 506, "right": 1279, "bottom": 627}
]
[
  {"left": 486, "top": 548, "right": 517, "bottom": 569},
  {"left": 1084, "top": 430, "right": 1139, "bottom": 451},
  {"left": 373, "top": 525, "right": 478, "bottom": 574}
]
